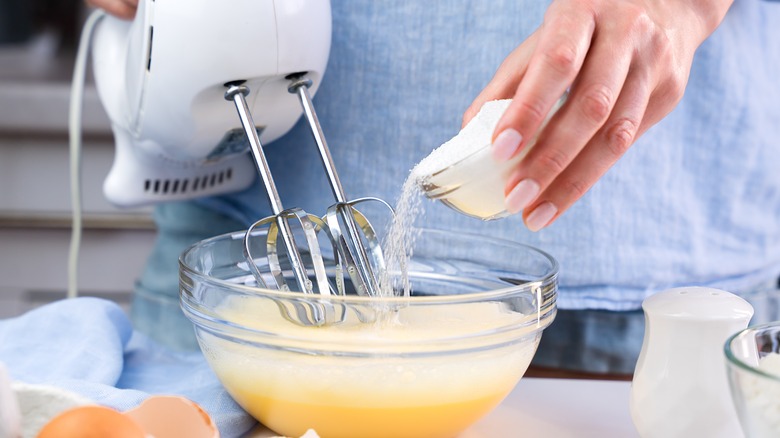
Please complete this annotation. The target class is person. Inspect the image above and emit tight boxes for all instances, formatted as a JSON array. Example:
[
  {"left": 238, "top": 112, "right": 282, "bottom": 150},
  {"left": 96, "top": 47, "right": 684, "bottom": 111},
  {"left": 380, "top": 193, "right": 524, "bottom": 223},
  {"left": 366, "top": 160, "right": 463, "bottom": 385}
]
[{"left": 88, "top": 0, "right": 780, "bottom": 377}]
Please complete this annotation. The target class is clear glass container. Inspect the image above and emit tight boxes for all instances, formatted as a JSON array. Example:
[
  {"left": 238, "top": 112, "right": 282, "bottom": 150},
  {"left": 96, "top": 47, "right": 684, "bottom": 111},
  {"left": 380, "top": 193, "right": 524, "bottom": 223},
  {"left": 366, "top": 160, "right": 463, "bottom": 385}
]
[
  {"left": 180, "top": 228, "right": 557, "bottom": 438},
  {"left": 725, "top": 322, "right": 780, "bottom": 437}
]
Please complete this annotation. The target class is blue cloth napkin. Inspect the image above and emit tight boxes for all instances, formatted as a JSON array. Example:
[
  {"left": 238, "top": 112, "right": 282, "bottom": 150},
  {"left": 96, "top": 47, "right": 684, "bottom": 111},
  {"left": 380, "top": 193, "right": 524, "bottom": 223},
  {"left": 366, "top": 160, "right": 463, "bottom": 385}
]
[{"left": 0, "top": 297, "right": 257, "bottom": 437}]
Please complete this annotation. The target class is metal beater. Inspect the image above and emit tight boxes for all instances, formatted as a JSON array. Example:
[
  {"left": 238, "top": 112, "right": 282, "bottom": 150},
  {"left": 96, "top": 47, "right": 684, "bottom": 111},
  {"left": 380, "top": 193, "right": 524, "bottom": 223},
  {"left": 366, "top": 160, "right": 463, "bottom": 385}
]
[{"left": 224, "top": 75, "right": 393, "bottom": 326}]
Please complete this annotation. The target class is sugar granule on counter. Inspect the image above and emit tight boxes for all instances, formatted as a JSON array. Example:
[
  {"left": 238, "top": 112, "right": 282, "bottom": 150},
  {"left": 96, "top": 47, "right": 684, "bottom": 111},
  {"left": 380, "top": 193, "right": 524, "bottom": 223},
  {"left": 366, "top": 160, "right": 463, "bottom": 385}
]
[{"left": 411, "top": 99, "right": 511, "bottom": 181}]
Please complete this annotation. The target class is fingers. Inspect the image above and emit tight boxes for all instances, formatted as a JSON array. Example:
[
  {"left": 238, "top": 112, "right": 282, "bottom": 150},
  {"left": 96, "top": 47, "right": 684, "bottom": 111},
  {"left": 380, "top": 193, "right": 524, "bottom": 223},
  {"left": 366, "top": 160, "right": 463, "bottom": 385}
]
[
  {"left": 502, "top": 16, "right": 633, "bottom": 214},
  {"left": 491, "top": 1, "right": 596, "bottom": 156},
  {"left": 86, "top": 0, "right": 138, "bottom": 20},
  {"left": 460, "top": 0, "right": 716, "bottom": 231},
  {"left": 521, "top": 71, "right": 651, "bottom": 231},
  {"left": 496, "top": 1, "right": 676, "bottom": 232},
  {"left": 462, "top": 32, "right": 539, "bottom": 128}
]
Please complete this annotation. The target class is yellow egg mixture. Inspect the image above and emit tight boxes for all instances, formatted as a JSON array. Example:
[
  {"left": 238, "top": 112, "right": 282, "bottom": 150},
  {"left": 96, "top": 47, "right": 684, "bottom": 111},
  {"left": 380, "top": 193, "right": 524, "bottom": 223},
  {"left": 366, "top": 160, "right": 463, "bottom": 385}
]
[{"left": 200, "top": 297, "right": 539, "bottom": 438}]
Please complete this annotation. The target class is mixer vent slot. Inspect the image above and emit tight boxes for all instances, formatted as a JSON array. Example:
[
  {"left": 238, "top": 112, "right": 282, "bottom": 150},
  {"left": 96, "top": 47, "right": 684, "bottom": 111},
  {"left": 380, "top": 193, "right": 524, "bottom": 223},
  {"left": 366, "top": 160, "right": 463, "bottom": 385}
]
[{"left": 143, "top": 168, "right": 234, "bottom": 195}]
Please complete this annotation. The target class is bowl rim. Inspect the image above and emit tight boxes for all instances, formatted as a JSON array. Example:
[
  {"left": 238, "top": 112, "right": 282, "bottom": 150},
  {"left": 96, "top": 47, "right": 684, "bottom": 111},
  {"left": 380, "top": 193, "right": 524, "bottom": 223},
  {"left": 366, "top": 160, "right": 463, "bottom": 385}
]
[
  {"left": 179, "top": 227, "right": 559, "bottom": 305},
  {"left": 724, "top": 322, "right": 780, "bottom": 383},
  {"left": 179, "top": 227, "right": 558, "bottom": 354}
]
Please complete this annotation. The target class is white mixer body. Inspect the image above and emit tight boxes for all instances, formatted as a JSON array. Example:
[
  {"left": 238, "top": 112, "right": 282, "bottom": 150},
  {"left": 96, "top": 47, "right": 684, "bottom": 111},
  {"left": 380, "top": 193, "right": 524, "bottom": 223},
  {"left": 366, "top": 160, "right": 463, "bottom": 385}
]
[{"left": 91, "top": 0, "right": 332, "bottom": 207}]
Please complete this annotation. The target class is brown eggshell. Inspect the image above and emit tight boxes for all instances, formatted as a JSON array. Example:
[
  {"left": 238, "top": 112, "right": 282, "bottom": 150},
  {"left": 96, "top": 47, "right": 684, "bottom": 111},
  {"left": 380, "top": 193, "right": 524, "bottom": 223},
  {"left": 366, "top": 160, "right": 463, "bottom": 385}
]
[
  {"left": 124, "top": 395, "right": 220, "bottom": 438},
  {"left": 36, "top": 405, "right": 146, "bottom": 438}
]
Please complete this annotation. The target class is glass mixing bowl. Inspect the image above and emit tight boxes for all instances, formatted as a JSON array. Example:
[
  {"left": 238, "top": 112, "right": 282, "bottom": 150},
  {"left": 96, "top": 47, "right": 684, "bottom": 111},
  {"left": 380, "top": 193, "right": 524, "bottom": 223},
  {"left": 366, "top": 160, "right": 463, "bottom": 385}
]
[
  {"left": 725, "top": 322, "right": 780, "bottom": 437},
  {"left": 180, "top": 228, "right": 557, "bottom": 438}
]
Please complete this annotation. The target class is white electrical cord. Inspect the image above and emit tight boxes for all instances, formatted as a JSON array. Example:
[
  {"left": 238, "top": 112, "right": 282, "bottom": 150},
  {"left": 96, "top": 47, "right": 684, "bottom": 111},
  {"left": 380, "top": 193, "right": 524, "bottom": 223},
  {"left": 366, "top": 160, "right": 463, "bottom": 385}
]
[{"left": 67, "top": 10, "right": 106, "bottom": 299}]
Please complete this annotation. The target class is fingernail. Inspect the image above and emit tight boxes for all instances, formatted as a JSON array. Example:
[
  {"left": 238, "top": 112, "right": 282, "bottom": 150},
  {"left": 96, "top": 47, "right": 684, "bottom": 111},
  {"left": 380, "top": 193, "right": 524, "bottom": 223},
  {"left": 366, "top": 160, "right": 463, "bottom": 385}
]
[
  {"left": 525, "top": 202, "right": 557, "bottom": 232},
  {"left": 492, "top": 129, "right": 523, "bottom": 161},
  {"left": 505, "top": 179, "right": 540, "bottom": 214}
]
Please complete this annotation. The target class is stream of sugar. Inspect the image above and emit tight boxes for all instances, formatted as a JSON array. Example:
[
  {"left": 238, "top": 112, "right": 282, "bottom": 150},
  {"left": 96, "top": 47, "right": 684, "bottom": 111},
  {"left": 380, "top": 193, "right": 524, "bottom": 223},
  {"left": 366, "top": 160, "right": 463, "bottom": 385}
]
[
  {"left": 378, "top": 175, "right": 424, "bottom": 298},
  {"left": 377, "top": 100, "right": 516, "bottom": 298}
]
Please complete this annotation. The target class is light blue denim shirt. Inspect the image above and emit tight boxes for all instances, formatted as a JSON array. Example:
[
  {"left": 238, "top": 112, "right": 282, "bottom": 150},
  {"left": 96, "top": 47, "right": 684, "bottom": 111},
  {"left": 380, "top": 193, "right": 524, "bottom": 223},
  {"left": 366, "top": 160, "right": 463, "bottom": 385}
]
[
  {"left": 132, "top": 0, "right": 780, "bottom": 372},
  {"left": 198, "top": 0, "right": 780, "bottom": 312}
]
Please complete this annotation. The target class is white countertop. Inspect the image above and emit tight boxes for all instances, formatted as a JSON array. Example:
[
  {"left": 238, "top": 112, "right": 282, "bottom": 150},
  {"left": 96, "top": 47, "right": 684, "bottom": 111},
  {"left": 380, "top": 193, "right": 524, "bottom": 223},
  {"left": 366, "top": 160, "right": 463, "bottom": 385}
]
[
  {"left": 461, "top": 377, "right": 638, "bottom": 438},
  {"left": 248, "top": 377, "right": 639, "bottom": 438}
]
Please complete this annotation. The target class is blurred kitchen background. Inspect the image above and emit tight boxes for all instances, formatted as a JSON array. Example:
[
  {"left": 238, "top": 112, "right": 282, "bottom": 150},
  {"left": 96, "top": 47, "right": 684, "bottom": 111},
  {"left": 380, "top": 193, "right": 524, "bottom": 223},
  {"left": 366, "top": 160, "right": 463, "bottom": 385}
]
[{"left": 0, "top": 0, "right": 154, "bottom": 317}]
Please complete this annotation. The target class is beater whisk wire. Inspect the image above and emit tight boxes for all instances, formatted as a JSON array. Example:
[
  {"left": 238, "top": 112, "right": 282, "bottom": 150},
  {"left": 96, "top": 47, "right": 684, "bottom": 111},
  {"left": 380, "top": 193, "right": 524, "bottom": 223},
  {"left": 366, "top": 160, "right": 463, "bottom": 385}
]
[
  {"left": 225, "top": 84, "right": 326, "bottom": 296},
  {"left": 288, "top": 75, "right": 393, "bottom": 297},
  {"left": 224, "top": 78, "right": 394, "bottom": 326}
]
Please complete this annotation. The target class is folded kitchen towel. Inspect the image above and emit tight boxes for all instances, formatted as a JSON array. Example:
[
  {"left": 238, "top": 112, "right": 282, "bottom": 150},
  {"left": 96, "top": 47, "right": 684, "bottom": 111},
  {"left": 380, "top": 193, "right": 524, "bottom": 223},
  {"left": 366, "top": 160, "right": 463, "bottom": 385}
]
[{"left": 0, "top": 297, "right": 256, "bottom": 438}]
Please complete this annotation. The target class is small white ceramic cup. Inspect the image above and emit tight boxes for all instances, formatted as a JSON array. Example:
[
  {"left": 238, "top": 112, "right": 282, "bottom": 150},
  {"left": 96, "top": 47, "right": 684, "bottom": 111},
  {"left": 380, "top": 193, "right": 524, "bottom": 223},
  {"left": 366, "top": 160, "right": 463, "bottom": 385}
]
[
  {"left": 630, "top": 287, "right": 753, "bottom": 438},
  {"left": 417, "top": 95, "right": 566, "bottom": 221}
]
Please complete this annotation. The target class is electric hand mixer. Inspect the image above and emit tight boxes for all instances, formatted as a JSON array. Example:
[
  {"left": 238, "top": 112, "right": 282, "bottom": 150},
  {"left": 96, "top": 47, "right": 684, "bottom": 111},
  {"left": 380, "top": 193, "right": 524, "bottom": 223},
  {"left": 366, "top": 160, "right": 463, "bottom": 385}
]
[{"left": 81, "top": 0, "right": 394, "bottom": 325}]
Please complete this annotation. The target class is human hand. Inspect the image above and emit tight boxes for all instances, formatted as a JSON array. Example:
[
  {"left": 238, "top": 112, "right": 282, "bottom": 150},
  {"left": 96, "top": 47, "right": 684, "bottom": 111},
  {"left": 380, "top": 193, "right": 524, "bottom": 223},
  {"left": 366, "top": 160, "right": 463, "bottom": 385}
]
[
  {"left": 464, "top": 0, "right": 733, "bottom": 231},
  {"left": 86, "top": 0, "right": 138, "bottom": 20}
]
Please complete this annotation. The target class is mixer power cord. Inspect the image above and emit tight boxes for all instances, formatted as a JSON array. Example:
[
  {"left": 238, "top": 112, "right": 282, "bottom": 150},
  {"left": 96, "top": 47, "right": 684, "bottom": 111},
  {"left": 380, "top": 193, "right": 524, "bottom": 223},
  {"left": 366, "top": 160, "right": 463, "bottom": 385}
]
[{"left": 67, "top": 9, "right": 106, "bottom": 299}]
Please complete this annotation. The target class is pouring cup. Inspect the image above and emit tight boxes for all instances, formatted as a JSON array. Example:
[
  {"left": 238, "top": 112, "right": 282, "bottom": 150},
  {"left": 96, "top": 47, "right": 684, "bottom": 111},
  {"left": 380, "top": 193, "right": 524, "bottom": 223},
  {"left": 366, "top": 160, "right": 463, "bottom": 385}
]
[{"left": 416, "top": 95, "right": 566, "bottom": 221}]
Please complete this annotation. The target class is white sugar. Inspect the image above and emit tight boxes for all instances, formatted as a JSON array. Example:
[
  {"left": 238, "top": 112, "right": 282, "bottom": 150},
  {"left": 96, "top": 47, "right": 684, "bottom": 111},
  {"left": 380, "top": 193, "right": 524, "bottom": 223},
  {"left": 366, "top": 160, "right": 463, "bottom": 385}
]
[
  {"left": 378, "top": 100, "right": 511, "bottom": 297},
  {"left": 759, "top": 352, "right": 780, "bottom": 376},
  {"left": 411, "top": 99, "right": 511, "bottom": 180},
  {"left": 379, "top": 175, "right": 423, "bottom": 298}
]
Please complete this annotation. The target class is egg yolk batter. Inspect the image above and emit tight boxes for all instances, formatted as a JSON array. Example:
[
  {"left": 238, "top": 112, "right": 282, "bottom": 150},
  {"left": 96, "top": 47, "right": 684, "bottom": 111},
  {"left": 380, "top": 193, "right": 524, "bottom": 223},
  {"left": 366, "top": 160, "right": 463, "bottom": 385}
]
[
  {"left": 200, "top": 298, "right": 539, "bottom": 438},
  {"left": 233, "top": 386, "right": 509, "bottom": 438}
]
